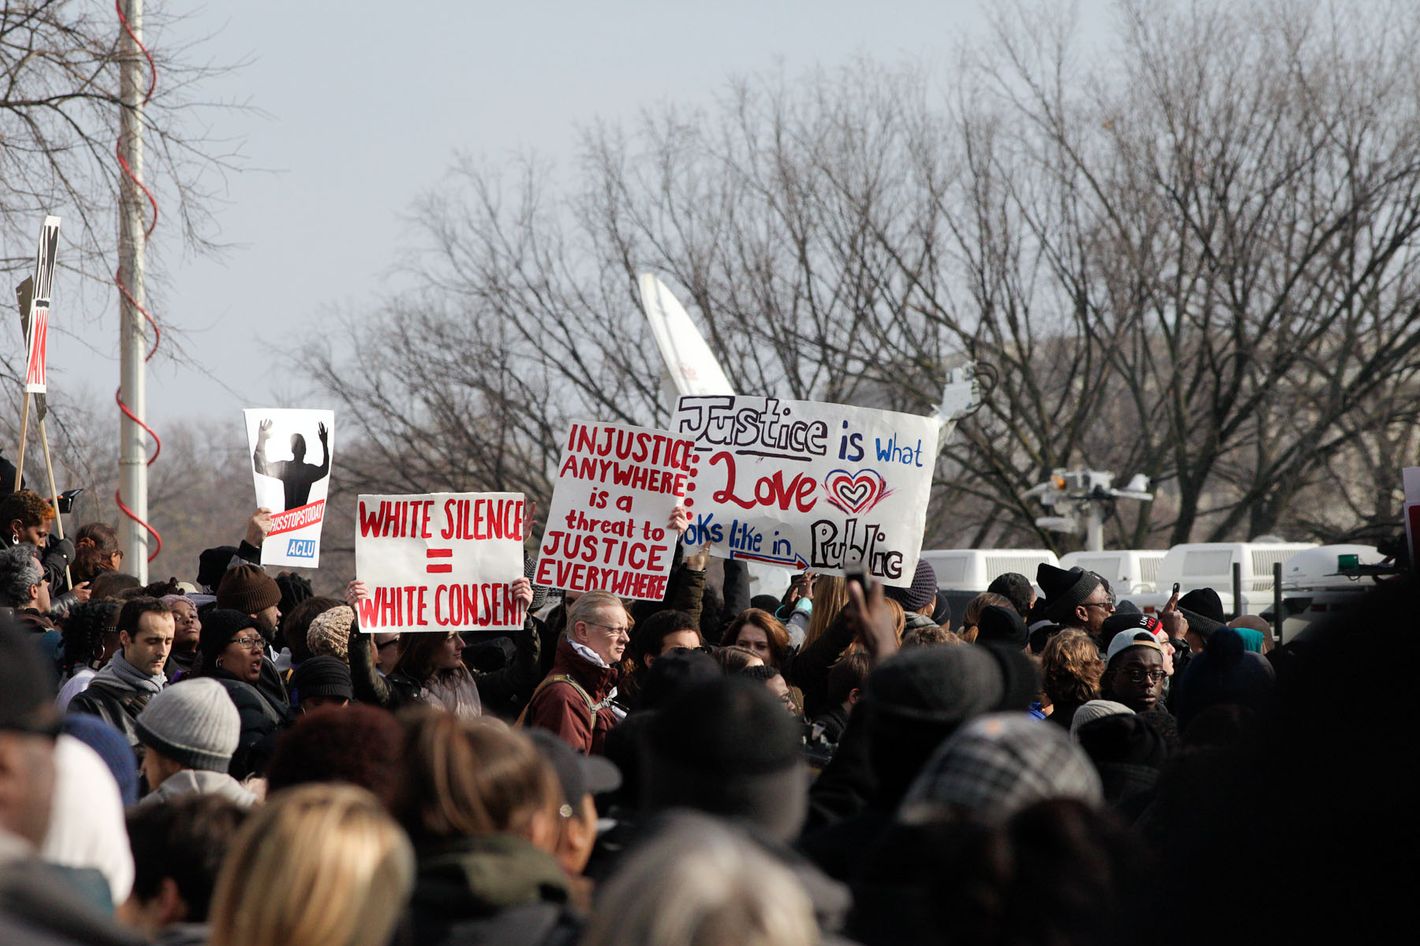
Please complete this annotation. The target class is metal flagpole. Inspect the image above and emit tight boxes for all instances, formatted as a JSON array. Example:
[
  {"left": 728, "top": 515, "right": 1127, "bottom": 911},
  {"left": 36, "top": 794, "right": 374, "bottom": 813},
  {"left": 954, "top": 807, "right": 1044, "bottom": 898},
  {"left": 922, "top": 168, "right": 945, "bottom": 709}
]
[{"left": 117, "top": 0, "right": 150, "bottom": 582}]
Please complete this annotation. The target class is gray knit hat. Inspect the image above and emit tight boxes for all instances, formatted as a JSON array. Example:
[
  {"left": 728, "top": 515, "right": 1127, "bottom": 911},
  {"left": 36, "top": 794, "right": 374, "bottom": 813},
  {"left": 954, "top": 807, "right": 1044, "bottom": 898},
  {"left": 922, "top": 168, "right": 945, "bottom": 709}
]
[
  {"left": 134, "top": 678, "right": 240, "bottom": 772},
  {"left": 1069, "top": 699, "right": 1135, "bottom": 740},
  {"left": 901, "top": 712, "right": 1102, "bottom": 823}
]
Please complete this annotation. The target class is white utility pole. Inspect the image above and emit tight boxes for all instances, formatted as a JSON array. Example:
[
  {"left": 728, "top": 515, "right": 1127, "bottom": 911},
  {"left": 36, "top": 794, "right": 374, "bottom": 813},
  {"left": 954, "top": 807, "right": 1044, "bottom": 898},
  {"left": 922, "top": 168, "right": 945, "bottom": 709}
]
[{"left": 118, "top": 0, "right": 150, "bottom": 582}]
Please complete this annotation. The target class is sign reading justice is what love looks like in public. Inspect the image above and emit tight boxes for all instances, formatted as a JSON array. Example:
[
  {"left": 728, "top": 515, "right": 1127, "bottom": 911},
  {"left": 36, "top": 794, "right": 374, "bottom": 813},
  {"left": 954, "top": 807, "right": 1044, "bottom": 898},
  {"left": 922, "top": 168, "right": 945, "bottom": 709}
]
[
  {"left": 672, "top": 395, "right": 938, "bottom": 585},
  {"left": 356, "top": 492, "right": 527, "bottom": 633}
]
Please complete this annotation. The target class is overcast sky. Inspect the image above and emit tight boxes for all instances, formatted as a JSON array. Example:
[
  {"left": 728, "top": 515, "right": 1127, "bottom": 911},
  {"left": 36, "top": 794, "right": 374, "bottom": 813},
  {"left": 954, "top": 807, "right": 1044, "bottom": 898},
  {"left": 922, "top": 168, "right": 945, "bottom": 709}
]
[{"left": 52, "top": 1, "right": 1110, "bottom": 428}]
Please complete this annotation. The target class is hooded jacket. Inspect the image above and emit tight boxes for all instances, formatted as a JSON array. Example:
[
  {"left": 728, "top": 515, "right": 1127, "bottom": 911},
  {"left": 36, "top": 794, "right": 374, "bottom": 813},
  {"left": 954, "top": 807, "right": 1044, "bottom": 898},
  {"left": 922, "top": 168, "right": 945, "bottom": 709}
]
[
  {"left": 523, "top": 638, "right": 618, "bottom": 755},
  {"left": 137, "top": 769, "right": 258, "bottom": 809},
  {"left": 406, "top": 834, "right": 580, "bottom": 946}
]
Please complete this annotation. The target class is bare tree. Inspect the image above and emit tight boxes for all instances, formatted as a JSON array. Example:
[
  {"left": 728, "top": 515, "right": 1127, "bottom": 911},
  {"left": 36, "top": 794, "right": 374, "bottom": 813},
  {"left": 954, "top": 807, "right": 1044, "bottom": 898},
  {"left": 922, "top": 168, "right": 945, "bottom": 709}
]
[{"left": 308, "top": 0, "right": 1420, "bottom": 553}]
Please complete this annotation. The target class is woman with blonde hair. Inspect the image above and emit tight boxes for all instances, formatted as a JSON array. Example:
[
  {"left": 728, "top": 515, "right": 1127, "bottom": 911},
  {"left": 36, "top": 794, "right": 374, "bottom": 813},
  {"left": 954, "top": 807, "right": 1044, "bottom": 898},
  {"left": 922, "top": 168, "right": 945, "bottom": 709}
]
[
  {"left": 582, "top": 813, "right": 818, "bottom": 946},
  {"left": 800, "top": 575, "right": 848, "bottom": 651},
  {"left": 397, "top": 710, "right": 579, "bottom": 946},
  {"left": 208, "top": 783, "right": 414, "bottom": 946}
]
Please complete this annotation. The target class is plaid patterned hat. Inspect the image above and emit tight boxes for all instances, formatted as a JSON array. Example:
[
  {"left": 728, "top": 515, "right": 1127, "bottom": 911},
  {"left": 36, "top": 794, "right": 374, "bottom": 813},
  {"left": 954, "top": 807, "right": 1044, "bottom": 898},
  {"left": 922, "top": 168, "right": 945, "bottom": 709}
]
[{"left": 900, "top": 712, "right": 1102, "bottom": 823}]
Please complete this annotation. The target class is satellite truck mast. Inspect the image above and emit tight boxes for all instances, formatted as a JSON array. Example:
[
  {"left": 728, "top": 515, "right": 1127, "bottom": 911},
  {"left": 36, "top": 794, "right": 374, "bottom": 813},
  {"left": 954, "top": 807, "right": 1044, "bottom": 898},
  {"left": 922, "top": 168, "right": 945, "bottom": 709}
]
[{"left": 1027, "top": 470, "right": 1154, "bottom": 552}]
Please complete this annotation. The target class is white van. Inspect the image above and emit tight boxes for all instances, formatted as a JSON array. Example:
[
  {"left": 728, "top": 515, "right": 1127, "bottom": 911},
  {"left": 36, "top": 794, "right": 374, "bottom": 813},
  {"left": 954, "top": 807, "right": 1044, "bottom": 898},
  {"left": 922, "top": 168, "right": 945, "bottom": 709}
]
[
  {"left": 1277, "top": 544, "right": 1386, "bottom": 642},
  {"left": 1130, "top": 541, "right": 1316, "bottom": 617},
  {"left": 1059, "top": 549, "right": 1167, "bottom": 596},
  {"left": 919, "top": 549, "right": 1060, "bottom": 628}
]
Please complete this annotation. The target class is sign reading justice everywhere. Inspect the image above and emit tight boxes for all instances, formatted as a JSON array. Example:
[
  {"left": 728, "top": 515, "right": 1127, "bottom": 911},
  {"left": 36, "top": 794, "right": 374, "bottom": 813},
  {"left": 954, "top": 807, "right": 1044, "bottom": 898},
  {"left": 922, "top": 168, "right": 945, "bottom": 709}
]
[
  {"left": 671, "top": 395, "right": 938, "bottom": 585},
  {"left": 356, "top": 492, "right": 526, "bottom": 632},
  {"left": 535, "top": 421, "right": 695, "bottom": 600}
]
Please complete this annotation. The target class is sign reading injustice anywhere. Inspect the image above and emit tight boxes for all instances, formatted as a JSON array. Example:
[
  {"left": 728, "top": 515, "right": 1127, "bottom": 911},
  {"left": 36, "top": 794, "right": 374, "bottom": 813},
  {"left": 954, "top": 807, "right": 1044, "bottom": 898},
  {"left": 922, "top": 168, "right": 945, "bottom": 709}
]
[
  {"left": 672, "top": 395, "right": 939, "bottom": 585},
  {"left": 244, "top": 409, "right": 335, "bottom": 567},
  {"left": 356, "top": 492, "right": 526, "bottom": 632},
  {"left": 535, "top": 421, "right": 694, "bottom": 600}
]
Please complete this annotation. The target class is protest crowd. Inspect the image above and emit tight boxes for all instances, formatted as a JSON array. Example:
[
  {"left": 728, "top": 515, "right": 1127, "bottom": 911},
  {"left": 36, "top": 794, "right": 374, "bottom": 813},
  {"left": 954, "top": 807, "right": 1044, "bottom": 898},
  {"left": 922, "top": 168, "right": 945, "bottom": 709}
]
[{"left": 0, "top": 468, "right": 1409, "bottom": 946}]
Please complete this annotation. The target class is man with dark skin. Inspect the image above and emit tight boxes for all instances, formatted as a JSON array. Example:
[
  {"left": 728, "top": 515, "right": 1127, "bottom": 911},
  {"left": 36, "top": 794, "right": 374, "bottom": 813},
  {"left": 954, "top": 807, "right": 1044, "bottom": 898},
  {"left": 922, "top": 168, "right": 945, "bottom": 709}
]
[
  {"left": 1101, "top": 639, "right": 1167, "bottom": 713},
  {"left": 252, "top": 419, "right": 330, "bottom": 510}
]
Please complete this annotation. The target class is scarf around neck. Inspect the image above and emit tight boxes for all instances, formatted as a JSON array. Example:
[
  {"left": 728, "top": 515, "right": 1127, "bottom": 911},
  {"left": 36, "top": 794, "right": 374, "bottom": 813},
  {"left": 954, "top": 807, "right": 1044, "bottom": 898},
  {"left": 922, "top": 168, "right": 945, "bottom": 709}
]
[{"left": 95, "top": 649, "right": 166, "bottom": 694}]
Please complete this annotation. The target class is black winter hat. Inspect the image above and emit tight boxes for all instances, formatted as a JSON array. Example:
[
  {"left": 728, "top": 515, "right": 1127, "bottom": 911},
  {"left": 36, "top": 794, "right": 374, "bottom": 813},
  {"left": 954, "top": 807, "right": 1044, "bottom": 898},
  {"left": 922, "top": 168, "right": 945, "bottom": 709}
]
[
  {"left": 1178, "top": 588, "right": 1227, "bottom": 638},
  {"left": 884, "top": 559, "right": 938, "bottom": 612},
  {"left": 864, "top": 642, "right": 1038, "bottom": 725},
  {"left": 196, "top": 546, "right": 238, "bottom": 591},
  {"left": 1170, "top": 628, "right": 1276, "bottom": 731},
  {"left": 1036, "top": 564, "right": 1103, "bottom": 623},
  {"left": 198, "top": 609, "right": 259, "bottom": 672},
  {"left": 291, "top": 655, "right": 353, "bottom": 702},
  {"left": 1101, "top": 612, "right": 1162, "bottom": 641},
  {"left": 0, "top": 620, "right": 58, "bottom": 735},
  {"left": 976, "top": 604, "right": 1029, "bottom": 649},
  {"left": 1075, "top": 712, "right": 1170, "bottom": 769},
  {"left": 647, "top": 676, "right": 801, "bottom": 776}
]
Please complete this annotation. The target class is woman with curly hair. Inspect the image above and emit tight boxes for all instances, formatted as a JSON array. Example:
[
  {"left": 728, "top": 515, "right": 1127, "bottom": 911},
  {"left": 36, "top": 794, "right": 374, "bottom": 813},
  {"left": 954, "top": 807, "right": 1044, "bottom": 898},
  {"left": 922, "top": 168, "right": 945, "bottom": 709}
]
[
  {"left": 1041, "top": 629, "right": 1104, "bottom": 729},
  {"left": 56, "top": 599, "right": 121, "bottom": 711}
]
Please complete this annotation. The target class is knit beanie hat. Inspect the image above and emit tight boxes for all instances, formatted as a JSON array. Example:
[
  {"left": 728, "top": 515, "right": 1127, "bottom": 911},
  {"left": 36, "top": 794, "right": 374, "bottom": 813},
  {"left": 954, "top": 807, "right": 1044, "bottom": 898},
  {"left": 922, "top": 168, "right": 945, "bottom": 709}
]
[
  {"left": 1069, "top": 699, "right": 1135, "bottom": 739},
  {"left": 62, "top": 714, "right": 140, "bottom": 807},
  {"left": 0, "top": 621, "right": 57, "bottom": 735},
  {"left": 643, "top": 677, "right": 807, "bottom": 839},
  {"left": 134, "top": 678, "right": 241, "bottom": 771},
  {"left": 1036, "top": 564, "right": 1103, "bottom": 623},
  {"left": 976, "top": 604, "right": 1029, "bottom": 649},
  {"left": 291, "top": 655, "right": 353, "bottom": 702},
  {"left": 1177, "top": 588, "right": 1226, "bottom": 638},
  {"left": 307, "top": 606, "right": 354, "bottom": 661},
  {"left": 901, "top": 712, "right": 1103, "bottom": 823},
  {"left": 1075, "top": 712, "right": 1169, "bottom": 769},
  {"left": 1170, "top": 628, "right": 1277, "bottom": 730},
  {"left": 1102, "top": 612, "right": 1163, "bottom": 643},
  {"left": 198, "top": 609, "right": 260, "bottom": 673},
  {"left": 884, "top": 559, "right": 938, "bottom": 612},
  {"left": 865, "top": 643, "right": 1039, "bottom": 725},
  {"left": 215, "top": 563, "right": 281, "bottom": 615},
  {"left": 196, "top": 546, "right": 238, "bottom": 591}
]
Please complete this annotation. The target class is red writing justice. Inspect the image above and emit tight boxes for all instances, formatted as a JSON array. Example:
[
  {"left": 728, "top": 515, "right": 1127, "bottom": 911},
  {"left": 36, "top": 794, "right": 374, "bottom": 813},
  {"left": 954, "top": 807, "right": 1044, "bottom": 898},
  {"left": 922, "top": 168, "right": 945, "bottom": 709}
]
[{"left": 360, "top": 497, "right": 524, "bottom": 541}]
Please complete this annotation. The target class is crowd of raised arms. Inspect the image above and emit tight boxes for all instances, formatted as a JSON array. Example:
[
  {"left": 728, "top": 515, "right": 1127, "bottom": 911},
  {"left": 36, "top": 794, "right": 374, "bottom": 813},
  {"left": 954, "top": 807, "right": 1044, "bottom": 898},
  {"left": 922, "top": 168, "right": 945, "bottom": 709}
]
[{"left": 0, "top": 487, "right": 1406, "bottom": 946}]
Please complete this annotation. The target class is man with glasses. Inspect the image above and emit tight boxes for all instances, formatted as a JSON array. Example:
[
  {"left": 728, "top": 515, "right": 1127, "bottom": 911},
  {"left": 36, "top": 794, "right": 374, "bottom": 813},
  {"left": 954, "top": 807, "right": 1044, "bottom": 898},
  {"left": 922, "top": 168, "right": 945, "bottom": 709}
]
[
  {"left": 1036, "top": 563, "right": 1114, "bottom": 649},
  {"left": 1100, "top": 632, "right": 1168, "bottom": 714},
  {"left": 523, "top": 590, "right": 631, "bottom": 755},
  {"left": 69, "top": 598, "right": 174, "bottom": 761}
]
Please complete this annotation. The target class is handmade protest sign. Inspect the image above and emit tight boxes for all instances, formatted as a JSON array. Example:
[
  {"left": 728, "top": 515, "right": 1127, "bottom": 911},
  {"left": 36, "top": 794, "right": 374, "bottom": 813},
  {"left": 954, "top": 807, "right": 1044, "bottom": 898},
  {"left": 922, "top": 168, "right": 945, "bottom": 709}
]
[
  {"left": 1405, "top": 468, "right": 1420, "bottom": 575},
  {"left": 672, "top": 396, "right": 939, "bottom": 586},
  {"left": 244, "top": 409, "right": 335, "bottom": 567},
  {"left": 535, "top": 421, "right": 695, "bottom": 600},
  {"left": 356, "top": 492, "right": 526, "bottom": 632},
  {"left": 23, "top": 216, "right": 59, "bottom": 395}
]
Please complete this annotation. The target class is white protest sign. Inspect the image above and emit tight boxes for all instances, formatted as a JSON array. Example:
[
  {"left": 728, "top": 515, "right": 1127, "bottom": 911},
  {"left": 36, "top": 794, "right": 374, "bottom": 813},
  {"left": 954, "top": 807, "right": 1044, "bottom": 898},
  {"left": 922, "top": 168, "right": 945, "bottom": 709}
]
[
  {"left": 639, "top": 274, "right": 735, "bottom": 397},
  {"left": 535, "top": 421, "right": 695, "bottom": 600},
  {"left": 1404, "top": 467, "right": 1420, "bottom": 573},
  {"left": 355, "top": 492, "right": 527, "bottom": 632},
  {"left": 23, "top": 216, "right": 60, "bottom": 394},
  {"left": 244, "top": 409, "right": 335, "bottom": 567},
  {"left": 672, "top": 396, "right": 939, "bottom": 586}
]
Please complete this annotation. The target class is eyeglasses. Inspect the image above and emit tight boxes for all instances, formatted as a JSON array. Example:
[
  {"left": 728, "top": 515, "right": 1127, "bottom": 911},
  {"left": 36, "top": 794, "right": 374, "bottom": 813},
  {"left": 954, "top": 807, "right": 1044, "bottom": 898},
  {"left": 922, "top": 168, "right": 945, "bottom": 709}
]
[
  {"left": 585, "top": 621, "right": 630, "bottom": 636},
  {"left": 1083, "top": 600, "right": 1116, "bottom": 613},
  {"left": 1121, "top": 668, "right": 1166, "bottom": 684},
  {"left": 228, "top": 635, "right": 264, "bottom": 651}
]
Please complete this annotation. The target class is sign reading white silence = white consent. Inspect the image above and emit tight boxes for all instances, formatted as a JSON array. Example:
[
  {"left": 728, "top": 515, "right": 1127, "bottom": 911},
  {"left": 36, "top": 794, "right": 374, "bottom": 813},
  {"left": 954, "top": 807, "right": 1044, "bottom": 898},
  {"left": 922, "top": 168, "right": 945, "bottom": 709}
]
[
  {"left": 671, "top": 395, "right": 939, "bottom": 586},
  {"left": 244, "top": 408, "right": 335, "bottom": 568},
  {"left": 355, "top": 492, "right": 527, "bottom": 633}
]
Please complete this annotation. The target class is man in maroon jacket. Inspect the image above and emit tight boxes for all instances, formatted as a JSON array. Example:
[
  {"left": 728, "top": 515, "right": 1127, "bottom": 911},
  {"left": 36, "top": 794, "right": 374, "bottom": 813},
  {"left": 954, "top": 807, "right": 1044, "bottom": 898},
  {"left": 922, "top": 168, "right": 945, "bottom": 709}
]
[{"left": 524, "top": 590, "right": 631, "bottom": 754}]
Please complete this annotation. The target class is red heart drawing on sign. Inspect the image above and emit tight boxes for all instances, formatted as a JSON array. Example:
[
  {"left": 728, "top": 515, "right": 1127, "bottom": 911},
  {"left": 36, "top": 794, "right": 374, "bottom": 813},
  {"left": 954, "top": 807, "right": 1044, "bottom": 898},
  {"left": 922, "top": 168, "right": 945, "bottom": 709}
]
[{"left": 823, "top": 469, "right": 891, "bottom": 516}]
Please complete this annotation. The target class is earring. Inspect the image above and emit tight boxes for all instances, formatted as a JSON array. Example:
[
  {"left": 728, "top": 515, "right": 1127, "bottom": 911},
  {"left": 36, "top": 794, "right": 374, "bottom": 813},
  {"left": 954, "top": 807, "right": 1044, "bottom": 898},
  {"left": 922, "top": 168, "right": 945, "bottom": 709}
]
[
  {"left": 216, "top": 658, "right": 223, "bottom": 669},
  {"left": 9, "top": 534, "right": 17, "bottom": 546}
]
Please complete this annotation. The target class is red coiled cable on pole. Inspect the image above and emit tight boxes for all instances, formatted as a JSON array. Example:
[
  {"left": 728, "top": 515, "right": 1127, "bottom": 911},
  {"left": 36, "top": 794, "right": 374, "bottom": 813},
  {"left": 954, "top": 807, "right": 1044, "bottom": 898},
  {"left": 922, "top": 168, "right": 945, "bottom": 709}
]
[{"left": 113, "top": 0, "right": 162, "bottom": 562}]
